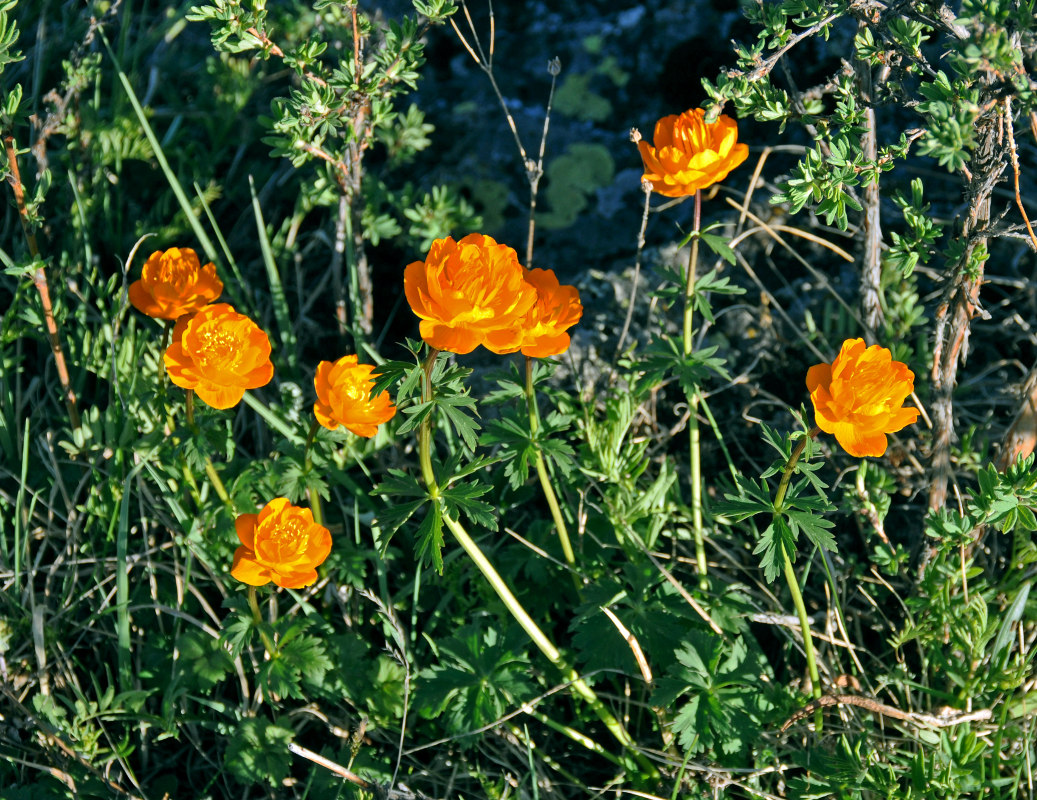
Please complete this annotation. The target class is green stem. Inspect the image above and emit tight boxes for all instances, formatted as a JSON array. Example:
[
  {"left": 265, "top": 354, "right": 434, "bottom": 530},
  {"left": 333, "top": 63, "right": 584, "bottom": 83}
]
[
  {"left": 683, "top": 190, "right": 707, "bottom": 590},
  {"left": 247, "top": 585, "right": 278, "bottom": 659},
  {"left": 303, "top": 418, "right": 324, "bottom": 526},
  {"left": 419, "top": 352, "right": 654, "bottom": 775},
  {"left": 523, "top": 708, "right": 624, "bottom": 768},
  {"left": 185, "top": 390, "right": 233, "bottom": 511},
  {"left": 442, "top": 514, "right": 653, "bottom": 772},
  {"left": 419, "top": 350, "right": 440, "bottom": 495},
  {"left": 774, "top": 427, "right": 824, "bottom": 729},
  {"left": 524, "top": 358, "right": 577, "bottom": 576}
]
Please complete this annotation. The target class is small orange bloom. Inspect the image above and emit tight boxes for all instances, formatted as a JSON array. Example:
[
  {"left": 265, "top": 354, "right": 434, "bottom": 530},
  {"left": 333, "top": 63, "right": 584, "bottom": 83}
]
[
  {"left": 638, "top": 108, "right": 749, "bottom": 197},
  {"left": 313, "top": 355, "right": 397, "bottom": 437},
  {"left": 807, "top": 338, "right": 919, "bottom": 458},
  {"left": 519, "top": 269, "right": 583, "bottom": 358},
  {"left": 231, "top": 498, "right": 332, "bottom": 589},
  {"left": 129, "top": 247, "right": 223, "bottom": 320},
  {"left": 404, "top": 234, "right": 538, "bottom": 355},
  {"left": 164, "top": 303, "right": 274, "bottom": 410}
]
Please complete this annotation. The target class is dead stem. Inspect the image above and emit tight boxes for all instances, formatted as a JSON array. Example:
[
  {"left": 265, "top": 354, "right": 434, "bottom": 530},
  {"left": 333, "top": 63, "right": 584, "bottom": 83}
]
[
  {"left": 925, "top": 106, "right": 1006, "bottom": 547},
  {"left": 857, "top": 40, "right": 885, "bottom": 334},
  {"left": 4, "top": 135, "right": 81, "bottom": 431}
]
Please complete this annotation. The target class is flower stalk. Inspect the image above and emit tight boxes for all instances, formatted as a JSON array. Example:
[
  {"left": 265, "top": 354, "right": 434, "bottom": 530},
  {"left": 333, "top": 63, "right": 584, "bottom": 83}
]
[
  {"left": 247, "top": 585, "right": 278, "bottom": 659},
  {"left": 418, "top": 351, "right": 654, "bottom": 774},
  {"left": 185, "top": 389, "right": 233, "bottom": 510},
  {"left": 524, "top": 357, "right": 577, "bottom": 574},
  {"left": 683, "top": 190, "right": 708, "bottom": 589},
  {"left": 774, "top": 426, "right": 824, "bottom": 729},
  {"left": 303, "top": 418, "right": 324, "bottom": 526}
]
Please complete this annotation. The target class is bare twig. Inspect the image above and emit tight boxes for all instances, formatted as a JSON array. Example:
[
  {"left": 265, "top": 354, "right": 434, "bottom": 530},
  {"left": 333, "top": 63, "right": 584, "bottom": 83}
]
[
  {"left": 1005, "top": 97, "right": 1037, "bottom": 252},
  {"left": 781, "top": 693, "right": 992, "bottom": 733},
  {"left": 926, "top": 104, "right": 1006, "bottom": 518},
  {"left": 4, "top": 136, "right": 81, "bottom": 431},
  {"left": 857, "top": 38, "right": 885, "bottom": 332},
  {"left": 613, "top": 172, "right": 651, "bottom": 361}
]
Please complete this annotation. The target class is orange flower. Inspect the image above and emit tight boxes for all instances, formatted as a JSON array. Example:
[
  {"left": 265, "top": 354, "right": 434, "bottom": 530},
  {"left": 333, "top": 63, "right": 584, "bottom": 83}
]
[
  {"left": 129, "top": 247, "right": 223, "bottom": 320},
  {"left": 231, "top": 498, "right": 332, "bottom": 589},
  {"left": 519, "top": 269, "right": 583, "bottom": 358},
  {"left": 164, "top": 303, "right": 274, "bottom": 410},
  {"left": 806, "top": 338, "right": 919, "bottom": 458},
  {"left": 313, "top": 355, "right": 397, "bottom": 437},
  {"left": 638, "top": 108, "right": 749, "bottom": 197},
  {"left": 404, "top": 234, "right": 538, "bottom": 354}
]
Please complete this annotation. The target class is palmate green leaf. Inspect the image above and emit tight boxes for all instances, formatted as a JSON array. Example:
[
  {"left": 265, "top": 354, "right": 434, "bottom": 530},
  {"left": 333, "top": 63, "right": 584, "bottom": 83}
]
[
  {"left": 481, "top": 416, "right": 535, "bottom": 489},
  {"left": 225, "top": 717, "right": 294, "bottom": 787},
  {"left": 175, "top": 631, "right": 234, "bottom": 691},
  {"left": 635, "top": 335, "right": 732, "bottom": 396},
  {"left": 697, "top": 236, "right": 739, "bottom": 267},
  {"left": 438, "top": 393, "right": 481, "bottom": 451},
  {"left": 441, "top": 480, "right": 497, "bottom": 531},
  {"left": 416, "top": 502, "right": 445, "bottom": 573},
  {"left": 258, "top": 626, "right": 333, "bottom": 699},
  {"left": 786, "top": 508, "right": 836, "bottom": 553},
  {"left": 417, "top": 624, "right": 534, "bottom": 739},
  {"left": 373, "top": 469, "right": 430, "bottom": 551},
  {"left": 370, "top": 359, "right": 421, "bottom": 402},
  {"left": 716, "top": 473, "right": 773, "bottom": 520},
  {"left": 398, "top": 399, "right": 435, "bottom": 435},
  {"left": 653, "top": 632, "right": 772, "bottom": 757},
  {"left": 753, "top": 517, "right": 796, "bottom": 583},
  {"left": 220, "top": 596, "right": 256, "bottom": 659},
  {"left": 272, "top": 459, "right": 329, "bottom": 504},
  {"left": 540, "top": 434, "right": 576, "bottom": 478}
]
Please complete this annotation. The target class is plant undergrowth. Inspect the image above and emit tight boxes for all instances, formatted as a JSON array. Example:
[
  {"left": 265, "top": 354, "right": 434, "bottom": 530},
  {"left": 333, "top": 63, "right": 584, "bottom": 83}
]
[{"left": 1, "top": 0, "right": 1037, "bottom": 798}]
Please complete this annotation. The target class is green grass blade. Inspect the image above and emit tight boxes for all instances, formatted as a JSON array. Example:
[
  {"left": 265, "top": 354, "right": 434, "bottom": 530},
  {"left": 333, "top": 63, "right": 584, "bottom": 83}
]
[
  {"left": 101, "top": 31, "right": 219, "bottom": 265},
  {"left": 248, "top": 175, "right": 297, "bottom": 366},
  {"left": 14, "top": 417, "right": 29, "bottom": 587},
  {"left": 117, "top": 461, "right": 146, "bottom": 692},
  {"left": 193, "top": 181, "right": 250, "bottom": 312},
  {"left": 243, "top": 391, "right": 304, "bottom": 445}
]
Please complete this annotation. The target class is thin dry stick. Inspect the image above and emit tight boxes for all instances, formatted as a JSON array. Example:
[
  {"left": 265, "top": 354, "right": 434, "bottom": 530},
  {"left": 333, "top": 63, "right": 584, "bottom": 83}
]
[
  {"left": 857, "top": 42, "right": 885, "bottom": 333},
  {"left": 4, "top": 136, "right": 81, "bottom": 431},
  {"left": 1005, "top": 97, "right": 1037, "bottom": 251},
  {"left": 780, "top": 694, "right": 992, "bottom": 733},
  {"left": 451, "top": 0, "right": 558, "bottom": 267},
  {"left": 613, "top": 172, "right": 652, "bottom": 360},
  {"left": 927, "top": 106, "right": 1005, "bottom": 517},
  {"left": 525, "top": 57, "right": 561, "bottom": 268},
  {"left": 601, "top": 605, "right": 653, "bottom": 684}
]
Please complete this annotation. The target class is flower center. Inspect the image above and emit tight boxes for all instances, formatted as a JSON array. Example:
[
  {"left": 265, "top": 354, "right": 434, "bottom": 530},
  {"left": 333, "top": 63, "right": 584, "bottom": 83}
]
[
  {"left": 194, "top": 327, "right": 240, "bottom": 368},
  {"left": 268, "top": 517, "right": 306, "bottom": 559}
]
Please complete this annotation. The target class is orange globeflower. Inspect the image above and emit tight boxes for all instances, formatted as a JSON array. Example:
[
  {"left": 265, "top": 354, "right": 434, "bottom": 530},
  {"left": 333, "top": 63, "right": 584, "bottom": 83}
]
[
  {"left": 129, "top": 247, "right": 223, "bottom": 320},
  {"left": 231, "top": 498, "right": 332, "bottom": 589},
  {"left": 519, "top": 269, "right": 583, "bottom": 358},
  {"left": 404, "top": 233, "right": 538, "bottom": 355},
  {"left": 638, "top": 108, "right": 749, "bottom": 197},
  {"left": 164, "top": 303, "right": 274, "bottom": 410},
  {"left": 314, "top": 354, "right": 397, "bottom": 437},
  {"left": 806, "top": 338, "right": 919, "bottom": 458}
]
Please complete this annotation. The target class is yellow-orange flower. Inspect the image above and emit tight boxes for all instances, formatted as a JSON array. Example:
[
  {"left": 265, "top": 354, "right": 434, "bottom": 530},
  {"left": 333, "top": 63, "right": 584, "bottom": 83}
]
[
  {"left": 519, "top": 269, "right": 583, "bottom": 358},
  {"left": 806, "top": 338, "right": 919, "bottom": 458},
  {"left": 638, "top": 108, "right": 749, "bottom": 197},
  {"left": 164, "top": 303, "right": 274, "bottom": 410},
  {"left": 313, "top": 355, "right": 397, "bottom": 437},
  {"left": 129, "top": 247, "right": 223, "bottom": 320},
  {"left": 231, "top": 498, "right": 331, "bottom": 589},
  {"left": 404, "top": 234, "right": 538, "bottom": 354}
]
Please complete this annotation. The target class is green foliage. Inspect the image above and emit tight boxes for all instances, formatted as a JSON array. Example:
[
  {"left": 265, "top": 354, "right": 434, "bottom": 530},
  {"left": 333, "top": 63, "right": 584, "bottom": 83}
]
[
  {"left": 652, "top": 631, "right": 776, "bottom": 759},
  {"left": 418, "top": 624, "right": 535, "bottom": 739},
  {"left": 4, "top": 0, "right": 1037, "bottom": 797}
]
